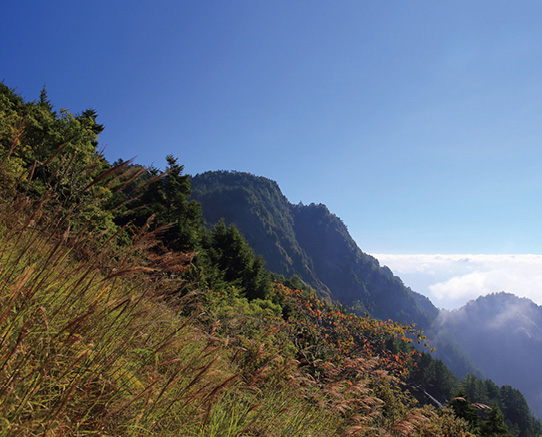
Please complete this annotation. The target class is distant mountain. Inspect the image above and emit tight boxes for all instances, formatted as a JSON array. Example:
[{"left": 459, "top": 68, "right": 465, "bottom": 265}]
[
  {"left": 434, "top": 292, "right": 542, "bottom": 420},
  {"left": 191, "top": 171, "right": 438, "bottom": 329}
]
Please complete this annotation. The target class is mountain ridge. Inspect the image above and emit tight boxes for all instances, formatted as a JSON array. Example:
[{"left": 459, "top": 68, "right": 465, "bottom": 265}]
[
  {"left": 191, "top": 170, "right": 438, "bottom": 329},
  {"left": 3, "top": 81, "right": 540, "bottom": 435}
]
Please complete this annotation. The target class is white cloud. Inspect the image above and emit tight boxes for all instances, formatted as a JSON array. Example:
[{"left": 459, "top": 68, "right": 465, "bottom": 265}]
[{"left": 371, "top": 254, "right": 542, "bottom": 310}]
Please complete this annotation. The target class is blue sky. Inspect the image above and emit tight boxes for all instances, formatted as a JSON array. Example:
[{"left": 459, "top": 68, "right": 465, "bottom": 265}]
[{"left": 3, "top": 1, "right": 542, "bottom": 308}]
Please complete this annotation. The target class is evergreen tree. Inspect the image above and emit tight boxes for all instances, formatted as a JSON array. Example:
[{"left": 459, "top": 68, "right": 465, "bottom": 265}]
[
  {"left": 202, "top": 220, "right": 271, "bottom": 300},
  {"left": 451, "top": 392, "right": 480, "bottom": 434},
  {"left": 0, "top": 83, "right": 116, "bottom": 235},
  {"left": 480, "top": 406, "right": 508, "bottom": 436},
  {"left": 122, "top": 155, "right": 202, "bottom": 251},
  {"left": 499, "top": 385, "right": 541, "bottom": 437}
]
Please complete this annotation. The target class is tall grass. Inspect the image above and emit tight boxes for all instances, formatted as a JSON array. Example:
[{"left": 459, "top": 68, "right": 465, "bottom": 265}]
[
  {"left": 0, "top": 169, "right": 341, "bottom": 436},
  {"left": 0, "top": 193, "right": 232, "bottom": 435},
  {"left": 0, "top": 154, "right": 474, "bottom": 437}
]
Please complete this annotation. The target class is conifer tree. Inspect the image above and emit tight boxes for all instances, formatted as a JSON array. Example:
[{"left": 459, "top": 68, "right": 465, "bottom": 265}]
[
  {"left": 480, "top": 406, "right": 508, "bottom": 436},
  {"left": 451, "top": 392, "right": 480, "bottom": 434},
  {"left": 202, "top": 220, "right": 271, "bottom": 300},
  {"left": 123, "top": 155, "right": 202, "bottom": 251}
]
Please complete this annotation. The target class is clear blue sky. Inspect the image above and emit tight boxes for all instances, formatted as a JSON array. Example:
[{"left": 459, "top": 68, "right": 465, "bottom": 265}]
[{"left": 3, "top": 0, "right": 542, "bottom": 255}]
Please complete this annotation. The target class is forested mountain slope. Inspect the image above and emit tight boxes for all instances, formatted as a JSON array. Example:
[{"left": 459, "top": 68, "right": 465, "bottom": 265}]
[
  {"left": 192, "top": 170, "right": 533, "bottom": 403},
  {"left": 435, "top": 292, "right": 542, "bottom": 422},
  {"left": 191, "top": 170, "right": 438, "bottom": 329},
  {"left": 190, "top": 170, "right": 542, "bottom": 429}
]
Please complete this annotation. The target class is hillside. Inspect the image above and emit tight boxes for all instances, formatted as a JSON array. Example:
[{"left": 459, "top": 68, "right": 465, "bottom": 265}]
[
  {"left": 191, "top": 170, "right": 438, "bottom": 329},
  {"left": 190, "top": 170, "right": 542, "bottom": 428},
  {"left": 2, "top": 83, "right": 540, "bottom": 436},
  {"left": 435, "top": 292, "right": 542, "bottom": 422}
]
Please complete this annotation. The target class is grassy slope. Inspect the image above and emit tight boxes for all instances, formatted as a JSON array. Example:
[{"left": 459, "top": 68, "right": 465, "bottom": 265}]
[
  {"left": 0, "top": 191, "right": 475, "bottom": 436},
  {"left": 0, "top": 194, "right": 340, "bottom": 436}
]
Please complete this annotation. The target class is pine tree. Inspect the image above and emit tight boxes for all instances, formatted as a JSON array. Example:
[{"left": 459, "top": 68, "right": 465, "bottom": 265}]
[
  {"left": 451, "top": 392, "right": 480, "bottom": 434},
  {"left": 202, "top": 220, "right": 271, "bottom": 300},
  {"left": 480, "top": 406, "right": 508, "bottom": 436},
  {"left": 124, "top": 155, "right": 202, "bottom": 251}
]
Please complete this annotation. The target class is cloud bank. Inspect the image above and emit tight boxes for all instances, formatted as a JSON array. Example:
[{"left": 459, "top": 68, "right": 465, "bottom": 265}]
[{"left": 370, "top": 254, "right": 542, "bottom": 310}]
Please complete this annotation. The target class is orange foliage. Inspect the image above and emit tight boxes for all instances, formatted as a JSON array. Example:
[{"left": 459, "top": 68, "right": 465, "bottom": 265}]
[{"left": 271, "top": 283, "right": 426, "bottom": 380}]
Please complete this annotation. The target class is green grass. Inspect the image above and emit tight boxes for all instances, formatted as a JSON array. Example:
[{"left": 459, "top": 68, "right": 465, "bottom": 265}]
[
  {"left": 0, "top": 82, "right": 497, "bottom": 436},
  {"left": 0, "top": 193, "right": 343, "bottom": 436}
]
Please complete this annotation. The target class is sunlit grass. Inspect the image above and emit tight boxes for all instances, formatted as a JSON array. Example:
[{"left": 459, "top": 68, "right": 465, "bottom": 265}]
[
  {"left": 0, "top": 190, "right": 342, "bottom": 436},
  {"left": 0, "top": 195, "right": 223, "bottom": 434}
]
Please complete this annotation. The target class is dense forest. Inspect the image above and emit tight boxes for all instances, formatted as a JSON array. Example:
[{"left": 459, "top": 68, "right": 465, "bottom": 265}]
[{"left": 1, "top": 82, "right": 540, "bottom": 436}]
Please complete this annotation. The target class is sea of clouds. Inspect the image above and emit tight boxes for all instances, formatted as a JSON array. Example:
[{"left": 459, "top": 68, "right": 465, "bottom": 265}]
[{"left": 371, "top": 254, "right": 542, "bottom": 310}]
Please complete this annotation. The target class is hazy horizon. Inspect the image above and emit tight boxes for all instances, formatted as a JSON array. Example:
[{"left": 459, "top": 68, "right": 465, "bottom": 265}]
[{"left": 372, "top": 253, "right": 542, "bottom": 310}]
